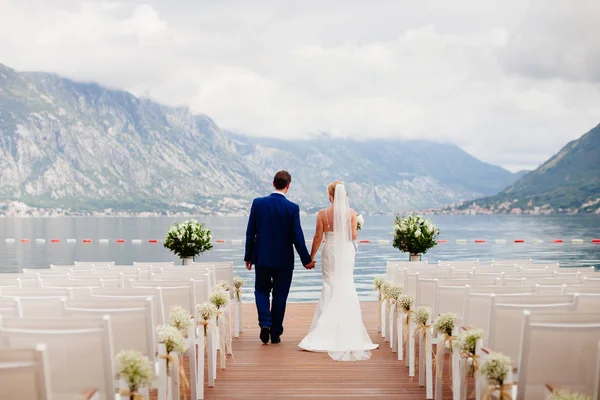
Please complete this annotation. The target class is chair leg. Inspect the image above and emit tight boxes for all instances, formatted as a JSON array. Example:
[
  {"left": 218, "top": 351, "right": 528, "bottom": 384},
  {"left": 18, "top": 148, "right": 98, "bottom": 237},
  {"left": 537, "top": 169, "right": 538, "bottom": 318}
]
[
  {"left": 426, "top": 330, "right": 433, "bottom": 399},
  {"left": 409, "top": 321, "right": 416, "bottom": 377},
  {"left": 452, "top": 349, "right": 461, "bottom": 400}
]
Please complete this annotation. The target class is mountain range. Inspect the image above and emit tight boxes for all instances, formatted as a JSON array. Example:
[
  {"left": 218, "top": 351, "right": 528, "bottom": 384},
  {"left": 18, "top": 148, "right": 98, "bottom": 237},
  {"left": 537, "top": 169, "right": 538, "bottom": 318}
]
[
  {"left": 449, "top": 123, "right": 600, "bottom": 214},
  {"left": 0, "top": 63, "right": 529, "bottom": 215}
]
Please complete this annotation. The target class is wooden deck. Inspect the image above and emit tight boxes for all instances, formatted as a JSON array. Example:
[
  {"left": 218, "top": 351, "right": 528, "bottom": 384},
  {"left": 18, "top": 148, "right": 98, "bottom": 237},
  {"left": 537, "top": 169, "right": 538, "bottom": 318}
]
[{"left": 201, "top": 302, "right": 456, "bottom": 399}]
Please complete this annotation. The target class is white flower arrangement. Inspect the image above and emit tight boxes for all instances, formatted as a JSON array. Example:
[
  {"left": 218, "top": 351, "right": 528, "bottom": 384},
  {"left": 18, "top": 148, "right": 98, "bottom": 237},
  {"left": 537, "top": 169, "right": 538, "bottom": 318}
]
[
  {"left": 454, "top": 328, "right": 484, "bottom": 355},
  {"left": 115, "top": 350, "right": 155, "bottom": 394},
  {"left": 380, "top": 281, "right": 393, "bottom": 298},
  {"left": 480, "top": 352, "right": 512, "bottom": 385},
  {"left": 164, "top": 219, "right": 213, "bottom": 261},
  {"left": 216, "top": 280, "right": 231, "bottom": 292},
  {"left": 356, "top": 214, "right": 364, "bottom": 230},
  {"left": 233, "top": 276, "right": 244, "bottom": 289},
  {"left": 210, "top": 290, "right": 229, "bottom": 309},
  {"left": 552, "top": 391, "right": 592, "bottom": 400},
  {"left": 233, "top": 276, "right": 244, "bottom": 301},
  {"left": 397, "top": 294, "right": 415, "bottom": 312},
  {"left": 392, "top": 214, "right": 440, "bottom": 255},
  {"left": 197, "top": 301, "right": 217, "bottom": 336},
  {"left": 433, "top": 312, "right": 460, "bottom": 337},
  {"left": 156, "top": 324, "right": 188, "bottom": 355},
  {"left": 414, "top": 305, "right": 432, "bottom": 326},
  {"left": 386, "top": 284, "right": 403, "bottom": 301},
  {"left": 169, "top": 305, "right": 192, "bottom": 332},
  {"left": 373, "top": 276, "right": 386, "bottom": 291},
  {"left": 197, "top": 301, "right": 217, "bottom": 321}
]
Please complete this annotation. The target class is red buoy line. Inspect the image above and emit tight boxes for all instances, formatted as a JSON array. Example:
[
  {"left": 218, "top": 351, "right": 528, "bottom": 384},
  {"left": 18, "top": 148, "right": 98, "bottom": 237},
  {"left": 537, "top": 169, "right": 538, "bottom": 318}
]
[{"left": 3, "top": 238, "right": 600, "bottom": 245}]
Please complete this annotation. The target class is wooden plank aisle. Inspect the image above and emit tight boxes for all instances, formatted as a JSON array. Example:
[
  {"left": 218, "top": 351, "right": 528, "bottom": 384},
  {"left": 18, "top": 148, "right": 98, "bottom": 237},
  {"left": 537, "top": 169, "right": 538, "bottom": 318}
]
[{"left": 202, "top": 302, "right": 455, "bottom": 399}]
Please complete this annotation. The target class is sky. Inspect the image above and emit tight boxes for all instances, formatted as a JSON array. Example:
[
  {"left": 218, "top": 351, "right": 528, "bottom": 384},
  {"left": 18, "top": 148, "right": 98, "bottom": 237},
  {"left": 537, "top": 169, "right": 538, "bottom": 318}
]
[{"left": 0, "top": 0, "right": 599, "bottom": 172}]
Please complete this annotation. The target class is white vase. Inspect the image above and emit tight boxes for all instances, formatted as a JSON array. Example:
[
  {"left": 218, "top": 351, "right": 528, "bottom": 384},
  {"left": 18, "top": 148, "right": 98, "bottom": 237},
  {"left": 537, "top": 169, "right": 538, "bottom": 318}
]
[
  {"left": 409, "top": 253, "right": 421, "bottom": 262},
  {"left": 183, "top": 257, "right": 194, "bottom": 265}
]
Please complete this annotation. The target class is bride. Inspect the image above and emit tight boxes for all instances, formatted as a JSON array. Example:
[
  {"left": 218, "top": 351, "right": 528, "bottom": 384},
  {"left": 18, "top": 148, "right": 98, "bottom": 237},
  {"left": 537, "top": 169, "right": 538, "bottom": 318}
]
[{"left": 298, "top": 181, "right": 378, "bottom": 361}]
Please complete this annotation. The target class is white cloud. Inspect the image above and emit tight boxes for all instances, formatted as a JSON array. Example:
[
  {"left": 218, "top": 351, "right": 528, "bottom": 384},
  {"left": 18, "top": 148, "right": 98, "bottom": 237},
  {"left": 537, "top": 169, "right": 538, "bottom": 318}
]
[{"left": 0, "top": 0, "right": 599, "bottom": 171}]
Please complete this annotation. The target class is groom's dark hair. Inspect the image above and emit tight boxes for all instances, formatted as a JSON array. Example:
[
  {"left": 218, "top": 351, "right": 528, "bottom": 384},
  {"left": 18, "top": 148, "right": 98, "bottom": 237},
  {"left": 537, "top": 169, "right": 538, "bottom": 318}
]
[{"left": 273, "top": 170, "right": 292, "bottom": 190}]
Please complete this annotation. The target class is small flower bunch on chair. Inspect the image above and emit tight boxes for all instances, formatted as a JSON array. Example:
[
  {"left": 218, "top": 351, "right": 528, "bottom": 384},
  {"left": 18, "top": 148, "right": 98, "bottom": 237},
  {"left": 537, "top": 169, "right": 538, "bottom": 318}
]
[
  {"left": 480, "top": 352, "right": 513, "bottom": 399},
  {"left": 169, "top": 305, "right": 192, "bottom": 334},
  {"left": 116, "top": 350, "right": 155, "bottom": 399}
]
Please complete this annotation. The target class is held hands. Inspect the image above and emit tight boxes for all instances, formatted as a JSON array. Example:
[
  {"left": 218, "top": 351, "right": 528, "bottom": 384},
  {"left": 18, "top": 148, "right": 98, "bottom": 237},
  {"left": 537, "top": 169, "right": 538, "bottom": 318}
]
[{"left": 304, "top": 260, "right": 316, "bottom": 270}]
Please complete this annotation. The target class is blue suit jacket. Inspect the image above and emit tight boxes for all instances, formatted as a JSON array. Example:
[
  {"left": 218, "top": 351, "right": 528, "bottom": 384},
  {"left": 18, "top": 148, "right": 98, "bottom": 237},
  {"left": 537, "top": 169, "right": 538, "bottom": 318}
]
[{"left": 244, "top": 193, "right": 312, "bottom": 269}]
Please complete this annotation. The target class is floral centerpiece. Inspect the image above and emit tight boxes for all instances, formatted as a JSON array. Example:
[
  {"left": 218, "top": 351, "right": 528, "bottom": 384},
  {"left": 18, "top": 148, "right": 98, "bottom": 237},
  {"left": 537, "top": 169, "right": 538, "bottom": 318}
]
[
  {"left": 392, "top": 214, "right": 440, "bottom": 261},
  {"left": 480, "top": 352, "right": 512, "bottom": 399},
  {"left": 164, "top": 219, "right": 213, "bottom": 265},
  {"left": 169, "top": 305, "right": 192, "bottom": 333},
  {"left": 115, "top": 350, "right": 154, "bottom": 400}
]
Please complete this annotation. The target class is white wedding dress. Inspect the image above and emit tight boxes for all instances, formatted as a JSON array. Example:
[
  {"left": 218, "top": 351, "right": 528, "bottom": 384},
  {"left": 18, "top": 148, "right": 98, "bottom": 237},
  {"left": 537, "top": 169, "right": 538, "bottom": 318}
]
[{"left": 298, "top": 184, "right": 378, "bottom": 361}]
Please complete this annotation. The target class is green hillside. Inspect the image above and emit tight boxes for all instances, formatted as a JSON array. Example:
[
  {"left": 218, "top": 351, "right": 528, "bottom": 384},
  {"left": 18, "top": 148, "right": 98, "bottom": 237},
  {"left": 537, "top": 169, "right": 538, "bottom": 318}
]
[{"left": 463, "top": 123, "right": 600, "bottom": 213}]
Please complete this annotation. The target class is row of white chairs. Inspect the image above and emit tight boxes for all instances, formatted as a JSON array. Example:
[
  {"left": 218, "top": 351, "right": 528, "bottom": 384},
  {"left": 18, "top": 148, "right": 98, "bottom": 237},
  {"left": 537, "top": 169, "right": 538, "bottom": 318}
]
[
  {"left": 0, "top": 260, "right": 240, "bottom": 400},
  {"left": 380, "top": 259, "right": 600, "bottom": 400}
]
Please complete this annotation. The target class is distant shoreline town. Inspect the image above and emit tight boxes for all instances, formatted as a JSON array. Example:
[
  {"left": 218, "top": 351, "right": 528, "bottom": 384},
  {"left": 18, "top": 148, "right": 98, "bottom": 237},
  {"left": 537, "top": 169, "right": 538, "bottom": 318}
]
[{"left": 1, "top": 199, "right": 599, "bottom": 217}]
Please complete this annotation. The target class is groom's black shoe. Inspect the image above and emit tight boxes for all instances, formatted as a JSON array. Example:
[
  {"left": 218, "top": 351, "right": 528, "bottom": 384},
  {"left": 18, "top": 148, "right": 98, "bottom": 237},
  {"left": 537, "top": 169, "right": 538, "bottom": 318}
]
[
  {"left": 260, "top": 327, "right": 270, "bottom": 344},
  {"left": 270, "top": 334, "right": 281, "bottom": 344}
]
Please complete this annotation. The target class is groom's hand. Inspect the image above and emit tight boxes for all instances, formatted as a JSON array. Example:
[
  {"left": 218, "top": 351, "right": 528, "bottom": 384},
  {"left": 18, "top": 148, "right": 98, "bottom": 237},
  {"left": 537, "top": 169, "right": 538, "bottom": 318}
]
[
  {"left": 245, "top": 261, "right": 252, "bottom": 271},
  {"left": 304, "top": 260, "right": 316, "bottom": 270}
]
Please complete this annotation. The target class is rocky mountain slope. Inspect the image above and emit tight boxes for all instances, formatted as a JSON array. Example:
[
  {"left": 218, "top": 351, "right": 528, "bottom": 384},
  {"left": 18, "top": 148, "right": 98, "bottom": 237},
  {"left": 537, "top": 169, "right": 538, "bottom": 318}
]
[
  {"left": 0, "top": 63, "right": 520, "bottom": 215},
  {"left": 450, "top": 123, "right": 600, "bottom": 214}
]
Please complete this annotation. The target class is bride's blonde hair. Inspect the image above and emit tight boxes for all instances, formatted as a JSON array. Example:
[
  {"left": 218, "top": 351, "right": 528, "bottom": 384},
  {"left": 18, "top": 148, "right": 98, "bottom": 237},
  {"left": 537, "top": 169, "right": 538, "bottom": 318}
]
[{"left": 328, "top": 181, "right": 344, "bottom": 200}]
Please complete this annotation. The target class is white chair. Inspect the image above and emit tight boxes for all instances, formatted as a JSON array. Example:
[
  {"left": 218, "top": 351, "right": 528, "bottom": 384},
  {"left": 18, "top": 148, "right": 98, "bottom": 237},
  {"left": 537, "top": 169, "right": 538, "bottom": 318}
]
[
  {"left": 73, "top": 261, "right": 115, "bottom": 268},
  {"left": 517, "top": 316, "right": 600, "bottom": 399},
  {"left": 596, "top": 340, "right": 600, "bottom": 399},
  {"left": 464, "top": 294, "right": 576, "bottom": 344},
  {"left": 487, "top": 302, "right": 578, "bottom": 363},
  {"left": 0, "top": 344, "right": 52, "bottom": 400},
  {"left": 6, "top": 297, "right": 66, "bottom": 318},
  {"left": 492, "top": 259, "right": 533, "bottom": 265},
  {"left": 566, "top": 285, "right": 600, "bottom": 294},
  {"left": 469, "top": 285, "right": 537, "bottom": 295},
  {"left": 62, "top": 300, "right": 155, "bottom": 358},
  {"left": 0, "top": 316, "right": 116, "bottom": 399},
  {"left": 0, "top": 287, "right": 73, "bottom": 298},
  {"left": 133, "top": 261, "right": 175, "bottom": 268},
  {"left": 118, "top": 285, "right": 194, "bottom": 324},
  {"left": 386, "top": 260, "right": 430, "bottom": 282},
  {"left": 40, "top": 279, "right": 104, "bottom": 289},
  {"left": 90, "top": 289, "right": 164, "bottom": 325}
]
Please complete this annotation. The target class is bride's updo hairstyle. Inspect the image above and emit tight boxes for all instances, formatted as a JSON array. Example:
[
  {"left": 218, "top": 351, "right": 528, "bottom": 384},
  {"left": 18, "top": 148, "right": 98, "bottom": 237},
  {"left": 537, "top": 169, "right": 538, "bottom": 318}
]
[{"left": 328, "top": 181, "right": 344, "bottom": 201}]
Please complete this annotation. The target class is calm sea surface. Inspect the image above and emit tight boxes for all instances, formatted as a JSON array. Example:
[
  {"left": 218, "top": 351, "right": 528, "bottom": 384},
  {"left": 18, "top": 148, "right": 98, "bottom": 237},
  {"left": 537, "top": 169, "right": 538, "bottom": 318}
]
[{"left": 1, "top": 215, "right": 599, "bottom": 302}]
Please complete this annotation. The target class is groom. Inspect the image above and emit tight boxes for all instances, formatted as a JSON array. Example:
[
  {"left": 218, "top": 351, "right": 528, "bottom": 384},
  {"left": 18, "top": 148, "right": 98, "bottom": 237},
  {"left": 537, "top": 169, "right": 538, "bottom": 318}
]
[{"left": 244, "top": 170, "right": 315, "bottom": 344}]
